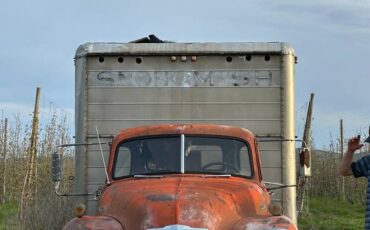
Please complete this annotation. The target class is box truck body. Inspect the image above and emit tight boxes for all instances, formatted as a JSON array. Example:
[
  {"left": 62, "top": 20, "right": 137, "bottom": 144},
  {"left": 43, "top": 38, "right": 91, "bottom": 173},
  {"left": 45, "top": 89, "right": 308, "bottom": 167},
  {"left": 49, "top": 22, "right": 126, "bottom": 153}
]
[{"left": 74, "top": 41, "right": 296, "bottom": 222}]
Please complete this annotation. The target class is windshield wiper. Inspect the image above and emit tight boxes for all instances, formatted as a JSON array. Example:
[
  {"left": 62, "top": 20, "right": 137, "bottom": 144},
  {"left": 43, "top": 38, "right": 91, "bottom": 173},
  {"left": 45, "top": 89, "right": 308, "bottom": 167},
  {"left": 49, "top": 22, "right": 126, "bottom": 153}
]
[
  {"left": 133, "top": 175, "right": 164, "bottom": 178},
  {"left": 202, "top": 174, "right": 231, "bottom": 178}
]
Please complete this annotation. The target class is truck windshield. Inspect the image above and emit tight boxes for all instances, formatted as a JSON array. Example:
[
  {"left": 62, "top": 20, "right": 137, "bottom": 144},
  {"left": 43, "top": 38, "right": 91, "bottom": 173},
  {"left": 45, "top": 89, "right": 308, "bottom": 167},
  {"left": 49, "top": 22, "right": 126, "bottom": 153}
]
[{"left": 113, "top": 136, "right": 252, "bottom": 179}]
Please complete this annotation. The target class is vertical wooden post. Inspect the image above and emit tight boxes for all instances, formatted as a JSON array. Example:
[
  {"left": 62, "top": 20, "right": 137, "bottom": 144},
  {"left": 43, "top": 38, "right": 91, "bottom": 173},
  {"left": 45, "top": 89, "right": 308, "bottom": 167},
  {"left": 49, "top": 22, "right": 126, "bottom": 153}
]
[
  {"left": 297, "top": 93, "right": 314, "bottom": 215},
  {"left": 20, "top": 87, "right": 41, "bottom": 216},
  {"left": 302, "top": 93, "right": 314, "bottom": 150},
  {"left": 368, "top": 126, "right": 370, "bottom": 152},
  {"left": 340, "top": 119, "right": 345, "bottom": 201},
  {"left": 2, "top": 118, "right": 7, "bottom": 204}
]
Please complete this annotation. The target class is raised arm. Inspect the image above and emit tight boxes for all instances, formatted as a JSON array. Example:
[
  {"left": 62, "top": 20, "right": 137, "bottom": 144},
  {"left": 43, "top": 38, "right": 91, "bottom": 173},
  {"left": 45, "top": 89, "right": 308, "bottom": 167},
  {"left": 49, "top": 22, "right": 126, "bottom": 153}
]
[{"left": 339, "top": 136, "right": 364, "bottom": 176}]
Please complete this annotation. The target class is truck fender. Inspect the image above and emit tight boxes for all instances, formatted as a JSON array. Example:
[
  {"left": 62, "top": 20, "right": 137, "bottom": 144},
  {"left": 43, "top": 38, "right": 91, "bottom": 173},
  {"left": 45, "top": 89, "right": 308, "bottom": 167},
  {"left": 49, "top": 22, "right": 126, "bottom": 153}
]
[
  {"left": 63, "top": 215, "right": 123, "bottom": 230},
  {"left": 232, "top": 216, "right": 297, "bottom": 230}
]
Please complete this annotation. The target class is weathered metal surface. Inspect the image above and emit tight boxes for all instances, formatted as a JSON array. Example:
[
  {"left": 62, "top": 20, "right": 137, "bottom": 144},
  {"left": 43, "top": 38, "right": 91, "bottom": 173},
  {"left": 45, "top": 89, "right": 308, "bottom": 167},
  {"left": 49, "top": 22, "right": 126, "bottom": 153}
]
[
  {"left": 232, "top": 215, "right": 297, "bottom": 229},
  {"left": 98, "top": 176, "right": 273, "bottom": 230},
  {"left": 74, "top": 42, "right": 295, "bottom": 221},
  {"left": 63, "top": 215, "right": 123, "bottom": 230},
  {"left": 75, "top": 42, "right": 294, "bottom": 58},
  {"left": 280, "top": 50, "right": 296, "bottom": 223},
  {"left": 88, "top": 70, "right": 279, "bottom": 87},
  {"left": 148, "top": 224, "right": 207, "bottom": 230},
  {"left": 64, "top": 124, "right": 297, "bottom": 229}
]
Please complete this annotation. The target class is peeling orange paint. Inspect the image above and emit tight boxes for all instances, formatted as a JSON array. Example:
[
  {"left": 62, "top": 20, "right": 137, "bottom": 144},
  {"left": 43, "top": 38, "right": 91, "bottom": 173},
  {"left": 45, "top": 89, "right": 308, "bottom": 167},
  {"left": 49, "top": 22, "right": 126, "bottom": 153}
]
[{"left": 64, "top": 124, "right": 297, "bottom": 230}]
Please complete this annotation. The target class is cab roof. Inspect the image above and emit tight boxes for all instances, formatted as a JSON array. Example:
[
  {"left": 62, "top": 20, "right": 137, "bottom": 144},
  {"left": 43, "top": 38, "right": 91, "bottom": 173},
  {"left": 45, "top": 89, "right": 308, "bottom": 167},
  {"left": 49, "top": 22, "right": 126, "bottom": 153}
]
[{"left": 113, "top": 124, "right": 255, "bottom": 143}]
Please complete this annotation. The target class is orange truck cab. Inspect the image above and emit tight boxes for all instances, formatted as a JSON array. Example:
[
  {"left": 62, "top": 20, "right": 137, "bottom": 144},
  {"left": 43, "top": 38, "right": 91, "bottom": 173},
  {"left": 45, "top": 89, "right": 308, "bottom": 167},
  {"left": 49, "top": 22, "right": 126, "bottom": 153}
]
[{"left": 62, "top": 124, "right": 297, "bottom": 230}]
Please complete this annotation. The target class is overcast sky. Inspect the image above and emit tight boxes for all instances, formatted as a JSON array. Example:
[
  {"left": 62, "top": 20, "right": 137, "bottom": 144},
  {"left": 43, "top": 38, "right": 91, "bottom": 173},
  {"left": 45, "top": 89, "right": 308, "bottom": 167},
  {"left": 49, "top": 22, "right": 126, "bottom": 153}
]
[{"left": 1, "top": 0, "right": 369, "bottom": 148}]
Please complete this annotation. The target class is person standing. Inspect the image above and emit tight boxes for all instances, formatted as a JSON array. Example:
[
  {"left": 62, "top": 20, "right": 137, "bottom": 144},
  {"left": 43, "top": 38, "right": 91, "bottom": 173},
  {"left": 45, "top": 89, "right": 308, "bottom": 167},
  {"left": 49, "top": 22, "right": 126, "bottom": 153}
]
[{"left": 339, "top": 135, "right": 369, "bottom": 228}]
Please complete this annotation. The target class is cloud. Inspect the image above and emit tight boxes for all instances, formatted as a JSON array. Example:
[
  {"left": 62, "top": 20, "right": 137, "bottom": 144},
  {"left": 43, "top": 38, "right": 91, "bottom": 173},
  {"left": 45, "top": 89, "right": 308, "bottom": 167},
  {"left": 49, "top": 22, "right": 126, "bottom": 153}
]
[
  {"left": 311, "top": 105, "right": 369, "bottom": 147},
  {"left": 264, "top": 1, "right": 370, "bottom": 36},
  {"left": 0, "top": 102, "right": 74, "bottom": 127},
  {"left": 0, "top": 0, "right": 369, "bottom": 151},
  {"left": 0, "top": 103, "right": 34, "bottom": 118}
]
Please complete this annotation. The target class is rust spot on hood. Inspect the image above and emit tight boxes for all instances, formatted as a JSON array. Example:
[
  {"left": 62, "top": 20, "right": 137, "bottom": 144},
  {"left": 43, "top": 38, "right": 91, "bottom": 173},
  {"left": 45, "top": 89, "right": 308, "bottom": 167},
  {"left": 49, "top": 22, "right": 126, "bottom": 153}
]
[{"left": 146, "top": 194, "right": 176, "bottom": 202}]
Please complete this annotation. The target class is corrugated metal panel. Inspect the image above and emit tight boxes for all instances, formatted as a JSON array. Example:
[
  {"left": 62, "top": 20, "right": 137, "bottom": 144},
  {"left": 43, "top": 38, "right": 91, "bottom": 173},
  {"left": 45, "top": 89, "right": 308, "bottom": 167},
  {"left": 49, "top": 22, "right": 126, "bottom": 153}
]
[
  {"left": 262, "top": 167, "right": 282, "bottom": 183},
  {"left": 87, "top": 120, "right": 281, "bottom": 136},
  {"left": 87, "top": 87, "right": 281, "bottom": 103},
  {"left": 87, "top": 167, "right": 106, "bottom": 183},
  {"left": 88, "top": 103, "right": 280, "bottom": 119},
  {"left": 85, "top": 86, "right": 283, "bottom": 212},
  {"left": 86, "top": 150, "right": 110, "bottom": 167}
]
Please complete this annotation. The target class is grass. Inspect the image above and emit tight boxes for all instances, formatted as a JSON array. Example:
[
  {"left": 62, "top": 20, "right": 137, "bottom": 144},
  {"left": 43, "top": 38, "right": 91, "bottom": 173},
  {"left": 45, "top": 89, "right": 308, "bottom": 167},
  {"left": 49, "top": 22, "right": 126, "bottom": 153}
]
[
  {"left": 0, "top": 202, "right": 19, "bottom": 230},
  {"left": 298, "top": 197, "right": 364, "bottom": 230}
]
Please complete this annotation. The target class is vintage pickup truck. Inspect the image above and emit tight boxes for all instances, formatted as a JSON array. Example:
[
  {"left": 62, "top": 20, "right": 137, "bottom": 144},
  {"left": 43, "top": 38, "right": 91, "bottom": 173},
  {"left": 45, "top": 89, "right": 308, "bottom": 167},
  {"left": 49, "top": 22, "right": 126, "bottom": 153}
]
[{"left": 61, "top": 124, "right": 297, "bottom": 229}]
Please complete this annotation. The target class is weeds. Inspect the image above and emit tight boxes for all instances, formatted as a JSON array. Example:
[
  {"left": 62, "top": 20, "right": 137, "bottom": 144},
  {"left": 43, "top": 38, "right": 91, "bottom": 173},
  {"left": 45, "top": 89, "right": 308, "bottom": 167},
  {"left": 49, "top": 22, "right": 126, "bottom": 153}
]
[{"left": 0, "top": 110, "right": 74, "bottom": 229}]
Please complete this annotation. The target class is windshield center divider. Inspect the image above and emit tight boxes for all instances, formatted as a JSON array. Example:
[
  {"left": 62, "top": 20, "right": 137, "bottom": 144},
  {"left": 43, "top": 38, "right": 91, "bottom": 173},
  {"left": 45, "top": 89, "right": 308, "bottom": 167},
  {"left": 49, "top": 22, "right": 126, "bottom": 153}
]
[{"left": 181, "top": 134, "right": 185, "bottom": 173}]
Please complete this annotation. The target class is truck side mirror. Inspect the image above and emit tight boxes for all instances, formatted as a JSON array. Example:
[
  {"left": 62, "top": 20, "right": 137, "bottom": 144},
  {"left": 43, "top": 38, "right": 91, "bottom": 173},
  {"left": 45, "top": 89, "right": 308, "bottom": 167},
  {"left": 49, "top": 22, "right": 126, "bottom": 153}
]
[
  {"left": 51, "top": 143, "right": 105, "bottom": 196},
  {"left": 299, "top": 147, "right": 311, "bottom": 177},
  {"left": 52, "top": 152, "right": 62, "bottom": 182},
  {"left": 299, "top": 148, "right": 310, "bottom": 168}
]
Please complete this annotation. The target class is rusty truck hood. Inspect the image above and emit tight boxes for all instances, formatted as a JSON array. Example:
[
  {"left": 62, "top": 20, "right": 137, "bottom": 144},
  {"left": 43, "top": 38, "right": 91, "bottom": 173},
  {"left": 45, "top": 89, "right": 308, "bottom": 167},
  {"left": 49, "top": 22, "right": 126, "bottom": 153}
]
[{"left": 98, "top": 175, "right": 270, "bottom": 230}]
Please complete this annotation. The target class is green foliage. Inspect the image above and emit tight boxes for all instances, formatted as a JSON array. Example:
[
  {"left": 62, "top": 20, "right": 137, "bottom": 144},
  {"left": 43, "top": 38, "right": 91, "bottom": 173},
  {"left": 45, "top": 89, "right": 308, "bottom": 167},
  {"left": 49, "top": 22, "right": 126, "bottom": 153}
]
[
  {"left": 298, "top": 197, "right": 364, "bottom": 230},
  {"left": 0, "top": 111, "right": 75, "bottom": 229},
  {"left": 0, "top": 202, "right": 18, "bottom": 229},
  {"left": 308, "top": 150, "right": 367, "bottom": 203}
]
